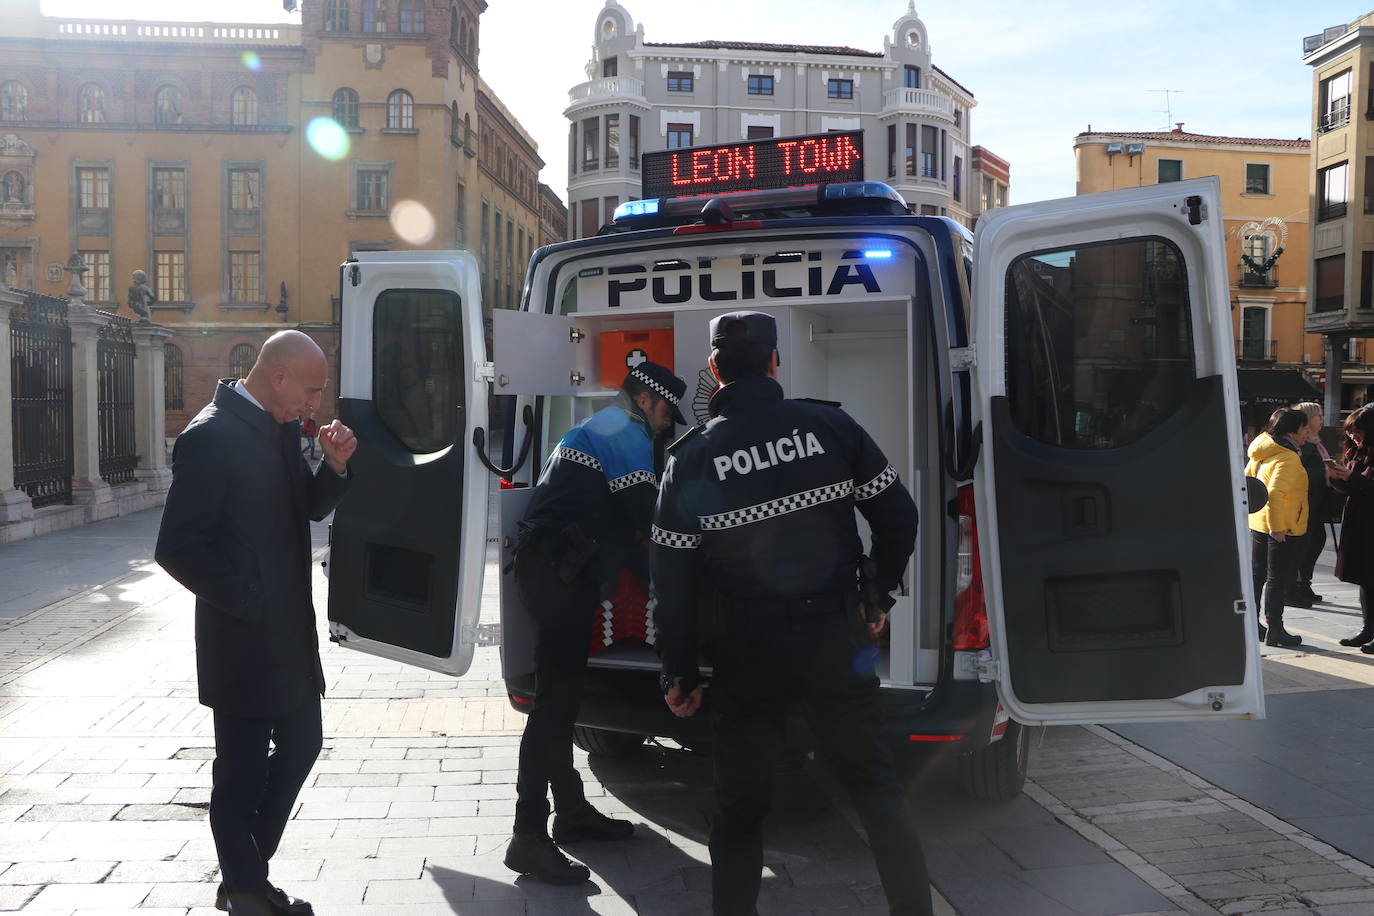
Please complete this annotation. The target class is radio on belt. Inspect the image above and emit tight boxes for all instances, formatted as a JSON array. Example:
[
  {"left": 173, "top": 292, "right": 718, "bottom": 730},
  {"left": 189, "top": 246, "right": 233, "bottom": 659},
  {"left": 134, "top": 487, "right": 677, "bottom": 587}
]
[{"left": 598, "top": 328, "right": 674, "bottom": 389}]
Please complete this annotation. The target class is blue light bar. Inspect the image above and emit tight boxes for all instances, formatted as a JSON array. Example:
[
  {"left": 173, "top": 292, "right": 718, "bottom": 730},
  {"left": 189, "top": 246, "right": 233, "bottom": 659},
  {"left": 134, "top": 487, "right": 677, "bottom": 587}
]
[
  {"left": 613, "top": 199, "right": 661, "bottom": 221},
  {"left": 863, "top": 249, "right": 893, "bottom": 259},
  {"left": 822, "top": 181, "right": 905, "bottom": 204}
]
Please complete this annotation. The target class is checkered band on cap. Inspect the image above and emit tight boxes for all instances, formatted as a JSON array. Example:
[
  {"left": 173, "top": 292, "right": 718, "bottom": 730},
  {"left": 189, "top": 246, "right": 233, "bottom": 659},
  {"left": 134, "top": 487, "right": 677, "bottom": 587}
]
[
  {"left": 629, "top": 368, "right": 680, "bottom": 406},
  {"left": 652, "top": 525, "right": 701, "bottom": 549},
  {"left": 609, "top": 469, "right": 656, "bottom": 492},
  {"left": 556, "top": 446, "right": 602, "bottom": 472},
  {"left": 855, "top": 465, "right": 898, "bottom": 501},
  {"left": 699, "top": 479, "right": 854, "bottom": 531}
]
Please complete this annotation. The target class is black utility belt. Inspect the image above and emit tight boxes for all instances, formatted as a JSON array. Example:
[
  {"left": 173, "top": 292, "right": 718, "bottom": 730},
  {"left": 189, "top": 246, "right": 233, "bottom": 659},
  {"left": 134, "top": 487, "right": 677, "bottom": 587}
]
[{"left": 733, "top": 591, "right": 856, "bottom": 617}]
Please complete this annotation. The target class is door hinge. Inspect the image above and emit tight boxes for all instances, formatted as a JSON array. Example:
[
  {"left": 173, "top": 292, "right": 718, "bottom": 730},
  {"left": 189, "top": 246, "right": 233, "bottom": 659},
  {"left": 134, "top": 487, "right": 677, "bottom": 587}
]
[
  {"left": 1185, "top": 195, "right": 1205, "bottom": 225},
  {"left": 570, "top": 371, "right": 586, "bottom": 386},
  {"left": 1233, "top": 599, "right": 1247, "bottom": 615},
  {"left": 474, "top": 361, "right": 495, "bottom": 384},
  {"left": 570, "top": 326, "right": 586, "bottom": 344},
  {"left": 1207, "top": 691, "right": 1225, "bottom": 712},
  {"left": 462, "top": 623, "right": 502, "bottom": 647},
  {"left": 950, "top": 347, "right": 976, "bottom": 371}
]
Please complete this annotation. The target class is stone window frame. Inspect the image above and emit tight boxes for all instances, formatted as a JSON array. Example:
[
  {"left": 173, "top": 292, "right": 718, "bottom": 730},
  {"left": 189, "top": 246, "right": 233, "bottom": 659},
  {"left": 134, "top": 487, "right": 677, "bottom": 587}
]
[
  {"left": 77, "top": 82, "right": 107, "bottom": 124},
  {"left": 0, "top": 238, "right": 38, "bottom": 290},
  {"left": 70, "top": 156, "right": 112, "bottom": 239},
  {"left": 333, "top": 87, "right": 361, "bottom": 130},
  {"left": 349, "top": 160, "right": 393, "bottom": 218},
  {"left": 230, "top": 86, "right": 258, "bottom": 127},
  {"left": 385, "top": 89, "right": 414, "bottom": 131},
  {"left": 77, "top": 249, "right": 112, "bottom": 304},
  {"left": 154, "top": 84, "right": 184, "bottom": 126},
  {"left": 153, "top": 249, "right": 187, "bottom": 303},
  {"left": 0, "top": 81, "right": 28, "bottom": 122},
  {"left": 226, "top": 250, "right": 263, "bottom": 305},
  {"left": 398, "top": 0, "right": 424, "bottom": 33}
]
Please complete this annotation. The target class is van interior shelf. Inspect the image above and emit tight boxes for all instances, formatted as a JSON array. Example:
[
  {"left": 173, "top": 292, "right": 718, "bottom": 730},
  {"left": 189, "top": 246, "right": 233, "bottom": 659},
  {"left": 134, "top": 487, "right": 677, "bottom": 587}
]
[{"left": 809, "top": 324, "right": 905, "bottom": 343}]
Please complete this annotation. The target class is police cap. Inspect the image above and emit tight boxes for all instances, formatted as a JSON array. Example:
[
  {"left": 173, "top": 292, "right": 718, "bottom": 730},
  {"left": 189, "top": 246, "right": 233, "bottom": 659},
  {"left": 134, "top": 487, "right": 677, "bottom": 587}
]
[
  {"left": 709, "top": 311, "right": 777, "bottom": 351},
  {"left": 625, "top": 361, "right": 688, "bottom": 426}
]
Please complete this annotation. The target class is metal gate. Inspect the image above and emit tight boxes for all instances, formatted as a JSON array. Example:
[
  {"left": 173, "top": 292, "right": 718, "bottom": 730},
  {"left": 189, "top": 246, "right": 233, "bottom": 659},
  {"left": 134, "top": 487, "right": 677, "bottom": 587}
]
[
  {"left": 97, "top": 314, "right": 138, "bottom": 485},
  {"left": 11, "top": 293, "right": 73, "bottom": 507}
]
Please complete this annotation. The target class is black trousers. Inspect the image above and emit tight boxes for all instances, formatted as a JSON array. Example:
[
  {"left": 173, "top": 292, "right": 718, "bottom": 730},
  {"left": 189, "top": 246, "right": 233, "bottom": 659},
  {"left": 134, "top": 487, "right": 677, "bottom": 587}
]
[
  {"left": 1294, "top": 521, "right": 1328, "bottom": 589},
  {"left": 210, "top": 693, "right": 322, "bottom": 898},
  {"left": 708, "top": 603, "right": 932, "bottom": 916},
  {"left": 1251, "top": 529, "right": 1297, "bottom": 629},
  {"left": 512, "top": 552, "right": 599, "bottom": 837}
]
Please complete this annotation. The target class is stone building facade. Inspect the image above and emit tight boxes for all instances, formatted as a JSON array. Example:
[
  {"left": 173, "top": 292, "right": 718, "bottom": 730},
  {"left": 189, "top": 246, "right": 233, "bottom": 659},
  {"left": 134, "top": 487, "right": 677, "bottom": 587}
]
[
  {"left": 0, "top": 0, "right": 556, "bottom": 436},
  {"left": 564, "top": 0, "right": 1006, "bottom": 238}
]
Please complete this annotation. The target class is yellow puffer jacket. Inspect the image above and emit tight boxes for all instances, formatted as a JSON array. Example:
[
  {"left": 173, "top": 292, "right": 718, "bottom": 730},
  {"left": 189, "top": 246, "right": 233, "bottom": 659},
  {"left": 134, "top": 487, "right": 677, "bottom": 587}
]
[{"left": 1246, "top": 432, "right": 1308, "bottom": 537}]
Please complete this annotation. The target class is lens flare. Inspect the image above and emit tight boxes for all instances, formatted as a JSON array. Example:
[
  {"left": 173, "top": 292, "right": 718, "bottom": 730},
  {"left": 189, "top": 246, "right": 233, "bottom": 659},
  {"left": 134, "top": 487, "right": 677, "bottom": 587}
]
[
  {"left": 389, "top": 200, "right": 436, "bottom": 246},
  {"left": 305, "top": 117, "right": 350, "bottom": 161},
  {"left": 241, "top": 51, "right": 263, "bottom": 72}
]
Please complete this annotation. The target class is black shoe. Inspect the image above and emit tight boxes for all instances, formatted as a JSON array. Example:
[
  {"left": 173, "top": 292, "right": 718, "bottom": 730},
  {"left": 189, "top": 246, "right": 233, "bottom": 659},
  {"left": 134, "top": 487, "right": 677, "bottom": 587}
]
[
  {"left": 1362, "top": 643, "right": 1374, "bottom": 655},
  {"left": 504, "top": 834, "right": 592, "bottom": 884},
  {"left": 218, "top": 885, "right": 312, "bottom": 915},
  {"left": 1339, "top": 629, "right": 1374, "bottom": 647},
  {"left": 1265, "top": 629, "right": 1303, "bottom": 648},
  {"left": 551, "top": 803, "right": 634, "bottom": 844}
]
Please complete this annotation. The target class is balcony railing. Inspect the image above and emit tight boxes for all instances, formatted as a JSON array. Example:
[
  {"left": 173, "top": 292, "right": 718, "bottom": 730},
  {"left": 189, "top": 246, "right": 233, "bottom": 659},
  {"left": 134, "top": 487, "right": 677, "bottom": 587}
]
[
  {"left": 1319, "top": 98, "right": 1351, "bottom": 132},
  {"left": 48, "top": 17, "right": 301, "bottom": 45},
  {"left": 567, "top": 76, "right": 646, "bottom": 106},
  {"left": 1319, "top": 201, "right": 1348, "bottom": 222},
  {"left": 880, "top": 87, "right": 955, "bottom": 121},
  {"left": 1236, "top": 338, "right": 1277, "bottom": 362},
  {"left": 1238, "top": 264, "right": 1278, "bottom": 288}
]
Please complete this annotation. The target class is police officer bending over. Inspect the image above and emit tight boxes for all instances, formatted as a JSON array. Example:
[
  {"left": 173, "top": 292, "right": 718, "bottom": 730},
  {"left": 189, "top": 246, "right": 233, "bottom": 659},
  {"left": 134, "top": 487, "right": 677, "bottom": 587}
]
[
  {"left": 652, "top": 312, "right": 931, "bottom": 916},
  {"left": 505, "top": 361, "right": 688, "bottom": 885}
]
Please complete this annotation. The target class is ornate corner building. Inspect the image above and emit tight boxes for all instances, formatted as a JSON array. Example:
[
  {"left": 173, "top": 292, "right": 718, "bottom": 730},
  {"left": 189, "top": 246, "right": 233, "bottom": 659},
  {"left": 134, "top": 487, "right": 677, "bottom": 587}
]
[
  {"left": 0, "top": 0, "right": 560, "bottom": 436},
  {"left": 563, "top": 0, "right": 1008, "bottom": 239}
]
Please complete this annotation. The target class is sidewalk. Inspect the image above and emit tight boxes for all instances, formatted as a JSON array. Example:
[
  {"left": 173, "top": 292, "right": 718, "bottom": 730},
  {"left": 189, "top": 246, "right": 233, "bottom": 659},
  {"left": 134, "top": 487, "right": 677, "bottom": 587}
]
[{"left": 3, "top": 510, "right": 1374, "bottom": 914}]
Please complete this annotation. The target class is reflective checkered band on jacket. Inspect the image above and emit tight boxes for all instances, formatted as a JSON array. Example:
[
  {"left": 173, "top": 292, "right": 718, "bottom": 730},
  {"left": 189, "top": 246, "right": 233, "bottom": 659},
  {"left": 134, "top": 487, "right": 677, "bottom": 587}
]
[
  {"left": 629, "top": 368, "right": 680, "bottom": 406},
  {"left": 556, "top": 446, "right": 602, "bottom": 472},
  {"left": 652, "top": 525, "right": 701, "bottom": 549},
  {"left": 855, "top": 465, "right": 898, "bottom": 501},
  {"left": 699, "top": 479, "right": 854, "bottom": 530},
  {"left": 609, "top": 469, "right": 656, "bottom": 492}
]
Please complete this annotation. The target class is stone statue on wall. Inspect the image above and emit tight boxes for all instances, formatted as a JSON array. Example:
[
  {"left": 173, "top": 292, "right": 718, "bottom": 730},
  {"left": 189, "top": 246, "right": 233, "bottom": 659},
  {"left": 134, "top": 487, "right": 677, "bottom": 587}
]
[
  {"left": 2, "top": 170, "right": 23, "bottom": 203},
  {"left": 127, "top": 269, "right": 155, "bottom": 321}
]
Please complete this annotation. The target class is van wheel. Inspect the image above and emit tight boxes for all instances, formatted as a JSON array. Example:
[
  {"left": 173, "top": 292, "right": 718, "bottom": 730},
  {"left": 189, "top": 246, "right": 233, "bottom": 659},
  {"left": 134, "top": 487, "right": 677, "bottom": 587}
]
[
  {"left": 572, "top": 725, "right": 645, "bottom": 757},
  {"left": 957, "top": 721, "right": 1029, "bottom": 801}
]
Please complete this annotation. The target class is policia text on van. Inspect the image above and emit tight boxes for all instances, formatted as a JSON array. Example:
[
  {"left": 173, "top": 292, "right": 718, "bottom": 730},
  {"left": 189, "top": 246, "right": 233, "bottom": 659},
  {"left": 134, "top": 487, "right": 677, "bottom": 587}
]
[{"left": 324, "top": 129, "right": 1266, "bottom": 805}]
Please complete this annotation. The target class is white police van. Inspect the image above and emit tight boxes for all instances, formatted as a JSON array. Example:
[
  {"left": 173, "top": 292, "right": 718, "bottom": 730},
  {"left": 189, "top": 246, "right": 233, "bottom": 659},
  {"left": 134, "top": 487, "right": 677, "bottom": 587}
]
[{"left": 326, "top": 131, "right": 1264, "bottom": 800}]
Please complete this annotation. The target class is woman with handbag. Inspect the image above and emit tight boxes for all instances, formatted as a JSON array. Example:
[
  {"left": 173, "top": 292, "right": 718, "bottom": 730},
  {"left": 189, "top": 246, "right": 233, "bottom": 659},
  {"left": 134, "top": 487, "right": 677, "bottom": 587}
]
[
  {"left": 1246, "top": 407, "right": 1311, "bottom": 647},
  {"left": 1327, "top": 407, "right": 1374, "bottom": 650}
]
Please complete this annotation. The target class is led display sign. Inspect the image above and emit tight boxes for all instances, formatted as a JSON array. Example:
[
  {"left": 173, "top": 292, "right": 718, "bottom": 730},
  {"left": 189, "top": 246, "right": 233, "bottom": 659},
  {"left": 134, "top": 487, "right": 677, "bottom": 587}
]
[{"left": 641, "top": 130, "right": 865, "bottom": 199}]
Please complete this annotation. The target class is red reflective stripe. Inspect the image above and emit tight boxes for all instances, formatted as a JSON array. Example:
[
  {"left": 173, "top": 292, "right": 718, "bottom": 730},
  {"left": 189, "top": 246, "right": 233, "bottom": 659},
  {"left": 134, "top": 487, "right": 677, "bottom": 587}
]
[
  {"left": 672, "top": 220, "right": 766, "bottom": 235},
  {"left": 991, "top": 720, "right": 1009, "bottom": 737},
  {"left": 907, "top": 734, "right": 965, "bottom": 742},
  {"left": 509, "top": 694, "right": 533, "bottom": 706}
]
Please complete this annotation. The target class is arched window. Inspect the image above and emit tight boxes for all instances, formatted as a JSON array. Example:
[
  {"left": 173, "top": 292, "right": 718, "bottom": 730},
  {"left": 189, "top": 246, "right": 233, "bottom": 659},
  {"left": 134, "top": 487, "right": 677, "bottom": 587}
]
[
  {"left": 450, "top": 6, "right": 459, "bottom": 46},
  {"left": 387, "top": 89, "right": 413, "bottom": 129},
  {"left": 164, "top": 344, "right": 185, "bottom": 411},
  {"left": 229, "top": 342, "right": 257, "bottom": 379},
  {"left": 325, "top": 0, "right": 350, "bottom": 31},
  {"left": 78, "top": 83, "right": 106, "bottom": 124},
  {"left": 361, "top": 0, "right": 382, "bottom": 32},
  {"left": 399, "top": 0, "right": 423, "bottom": 33},
  {"left": 155, "top": 85, "right": 182, "bottom": 125},
  {"left": 0, "top": 81, "right": 28, "bottom": 121},
  {"left": 333, "top": 87, "right": 359, "bottom": 128},
  {"left": 459, "top": 18, "right": 467, "bottom": 52},
  {"left": 230, "top": 87, "right": 258, "bottom": 127}
]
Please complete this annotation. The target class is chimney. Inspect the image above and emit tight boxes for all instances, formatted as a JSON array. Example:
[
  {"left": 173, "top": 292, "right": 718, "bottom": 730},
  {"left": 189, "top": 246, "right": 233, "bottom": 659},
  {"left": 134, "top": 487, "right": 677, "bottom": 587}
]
[{"left": 1174, "top": 122, "right": 1185, "bottom": 133}]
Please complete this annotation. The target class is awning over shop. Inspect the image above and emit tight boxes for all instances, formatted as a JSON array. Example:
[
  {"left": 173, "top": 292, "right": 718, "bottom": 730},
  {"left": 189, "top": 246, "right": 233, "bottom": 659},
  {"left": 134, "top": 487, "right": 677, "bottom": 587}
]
[{"left": 1236, "top": 368, "right": 1321, "bottom": 406}]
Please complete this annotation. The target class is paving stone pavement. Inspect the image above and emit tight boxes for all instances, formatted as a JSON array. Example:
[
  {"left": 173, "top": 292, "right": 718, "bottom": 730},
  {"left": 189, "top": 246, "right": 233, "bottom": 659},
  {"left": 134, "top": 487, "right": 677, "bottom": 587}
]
[{"left": 3, "top": 508, "right": 1374, "bottom": 914}]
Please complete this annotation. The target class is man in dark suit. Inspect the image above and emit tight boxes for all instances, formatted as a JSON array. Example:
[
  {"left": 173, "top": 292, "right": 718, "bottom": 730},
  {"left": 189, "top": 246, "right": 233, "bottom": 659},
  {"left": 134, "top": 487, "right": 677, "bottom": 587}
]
[{"left": 156, "top": 330, "right": 356, "bottom": 916}]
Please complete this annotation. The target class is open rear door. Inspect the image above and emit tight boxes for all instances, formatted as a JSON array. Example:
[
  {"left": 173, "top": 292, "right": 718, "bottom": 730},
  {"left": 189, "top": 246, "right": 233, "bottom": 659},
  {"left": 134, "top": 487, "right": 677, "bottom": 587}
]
[
  {"left": 327, "top": 251, "right": 487, "bottom": 676},
  {"left": 970, "top": 177, "right": 1264, "bottom": 725}
]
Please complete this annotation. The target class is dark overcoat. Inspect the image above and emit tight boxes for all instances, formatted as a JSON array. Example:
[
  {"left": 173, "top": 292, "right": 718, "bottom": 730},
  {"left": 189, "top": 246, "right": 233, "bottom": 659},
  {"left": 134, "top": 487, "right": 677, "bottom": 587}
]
[
  {"left": 155, "top": 379, "right": 351, "bottom": 716},
  {"left": 1333, "top": 458, "right": 1374, "bottom": 587}
]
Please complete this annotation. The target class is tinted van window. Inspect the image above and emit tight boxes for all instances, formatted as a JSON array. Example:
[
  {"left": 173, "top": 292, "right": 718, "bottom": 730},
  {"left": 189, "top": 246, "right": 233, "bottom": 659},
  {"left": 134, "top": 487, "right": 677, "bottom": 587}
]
[
  {"left": 1004, "top": 238, "right": 1195, "bottom": 449},
  {"left": 373, "top": 289, "right": 464, "bottom": 453}
]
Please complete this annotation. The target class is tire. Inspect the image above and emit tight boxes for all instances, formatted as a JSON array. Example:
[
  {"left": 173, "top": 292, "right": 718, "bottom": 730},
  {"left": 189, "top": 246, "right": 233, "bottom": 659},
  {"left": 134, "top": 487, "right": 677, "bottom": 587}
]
[
  {"left": 572, "top": 724, "right": 645, "bottom": 757},
  {"left": 957, "top": 721, "right": 1029, "bottom": 801}
]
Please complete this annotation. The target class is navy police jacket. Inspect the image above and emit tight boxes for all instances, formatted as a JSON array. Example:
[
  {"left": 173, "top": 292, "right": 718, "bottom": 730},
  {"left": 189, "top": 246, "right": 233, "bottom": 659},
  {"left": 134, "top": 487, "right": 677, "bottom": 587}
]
[
  {"left": 521, "top": 397, "right": 658, "bottom": 589},
  {"left": 651, "top": 376, "right": 918, "bottom": 680}
]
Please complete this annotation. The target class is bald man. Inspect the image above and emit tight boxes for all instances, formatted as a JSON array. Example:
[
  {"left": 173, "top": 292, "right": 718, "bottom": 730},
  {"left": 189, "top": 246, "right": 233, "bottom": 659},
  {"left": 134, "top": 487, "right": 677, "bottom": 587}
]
[{"left": 157, "top": 331, "right": 356, "bottom": 916}]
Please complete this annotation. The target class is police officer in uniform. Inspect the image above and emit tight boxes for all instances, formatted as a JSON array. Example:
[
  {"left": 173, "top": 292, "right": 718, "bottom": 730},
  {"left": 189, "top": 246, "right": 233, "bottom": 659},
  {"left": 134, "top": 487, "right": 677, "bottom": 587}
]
[
  {"left": 504, "top": 361, "right": 688, "bottom": 884},
  {"left": 652, "top": 312, "right": 930, "bottom": 916}
]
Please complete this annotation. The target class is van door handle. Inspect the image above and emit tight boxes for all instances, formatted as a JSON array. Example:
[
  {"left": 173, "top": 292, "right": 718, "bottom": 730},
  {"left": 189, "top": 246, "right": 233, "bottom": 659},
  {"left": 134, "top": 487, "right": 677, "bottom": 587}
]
[
  {"left": 473, "top": 404, "right": 535, "bottom": 479},
  {"left": 1064, "top": 491, "right": 1107, "bottom": 536}
]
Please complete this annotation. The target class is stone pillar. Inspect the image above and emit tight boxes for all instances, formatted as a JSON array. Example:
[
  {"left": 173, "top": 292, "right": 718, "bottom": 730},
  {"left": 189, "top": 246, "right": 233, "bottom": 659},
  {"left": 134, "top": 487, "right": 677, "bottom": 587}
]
[
  {"left": 131, "top": 322, "right": 174, "bottom": 491},
  {"left": 67, "top": 302, "right": 114, "bottom": 508},
  {"left": 0, "top": 285, "right": 35, "bottom": 523},
  {"left": 1325, "top": 334, "right": 1343, "bottom": 426}
]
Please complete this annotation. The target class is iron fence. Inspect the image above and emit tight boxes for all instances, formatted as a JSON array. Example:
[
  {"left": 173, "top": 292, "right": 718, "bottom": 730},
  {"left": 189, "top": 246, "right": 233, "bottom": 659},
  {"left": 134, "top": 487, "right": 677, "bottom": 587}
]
[
  {"left": 97, "top": 313, "right": 138, "bottom": 485},
  {"left": 11, "top": 291, "right": 73, "bottom": 507}
]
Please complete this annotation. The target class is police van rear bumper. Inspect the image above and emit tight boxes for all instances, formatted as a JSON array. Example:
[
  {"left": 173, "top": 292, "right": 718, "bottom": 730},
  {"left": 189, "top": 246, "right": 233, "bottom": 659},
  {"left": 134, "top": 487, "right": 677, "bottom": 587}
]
[{"left": 505, "top": 667, "right": 1002, "bottom": 754}]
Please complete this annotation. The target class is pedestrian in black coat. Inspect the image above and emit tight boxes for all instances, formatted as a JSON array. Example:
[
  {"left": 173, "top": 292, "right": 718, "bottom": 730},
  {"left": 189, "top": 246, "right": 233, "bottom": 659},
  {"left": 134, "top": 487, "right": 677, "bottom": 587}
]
[
  {"left": 1290, "top": 402, "right": 1335, "bottom": 607},
  {"left": 1330, "top": 406, "right": 1374, "bottom": 651},
  {"left": 156, "top": 331, "right": 355, "bottom": 916}
]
